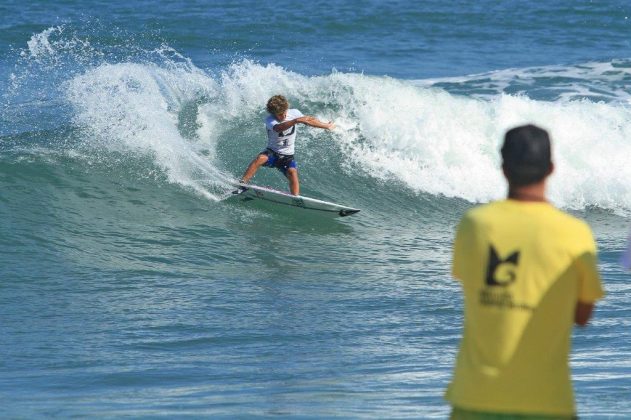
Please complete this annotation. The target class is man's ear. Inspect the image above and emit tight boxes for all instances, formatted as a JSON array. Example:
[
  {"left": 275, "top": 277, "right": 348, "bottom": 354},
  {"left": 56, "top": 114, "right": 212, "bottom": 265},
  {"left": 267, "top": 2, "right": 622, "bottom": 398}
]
[
  {"left": 501, "top": 164, "right": 509, "bottom": 180},
  {"left": 547, "top": 162, "right": 555, "bottom": 177}
]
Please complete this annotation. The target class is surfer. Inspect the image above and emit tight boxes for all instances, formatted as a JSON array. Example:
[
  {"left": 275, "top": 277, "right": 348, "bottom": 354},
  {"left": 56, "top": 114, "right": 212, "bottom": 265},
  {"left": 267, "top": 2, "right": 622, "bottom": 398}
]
[
  {"left": 446, "top": 125, "right": 604, "bottom": 419},
  {"left": 239, "top": 95, "right": 335, "bottom": 195}
]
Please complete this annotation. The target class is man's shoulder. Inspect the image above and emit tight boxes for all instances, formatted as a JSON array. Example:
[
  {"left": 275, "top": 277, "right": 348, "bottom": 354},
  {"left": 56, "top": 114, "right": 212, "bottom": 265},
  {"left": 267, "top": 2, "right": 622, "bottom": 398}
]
[
  {"left": 465, "top": 200, "right": 593, "bottom": 239},
  {"left": 523, "top": 202, "right": 591, "bottom": 233},
  {"left": 462, "top": 200, "right": 505, "bottom": 221},
  {"left": 264, "top": 114, "right": 278, "bottom": 129},
  {"left": 551, "top": 210, "right": 595, "bottom": 244}
]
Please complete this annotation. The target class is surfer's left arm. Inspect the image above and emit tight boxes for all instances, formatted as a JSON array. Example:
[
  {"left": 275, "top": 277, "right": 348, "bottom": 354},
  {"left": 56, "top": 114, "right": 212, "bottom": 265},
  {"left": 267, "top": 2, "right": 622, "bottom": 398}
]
[{"left": 296, "top": 116, "right": 335, "bottom": 130}]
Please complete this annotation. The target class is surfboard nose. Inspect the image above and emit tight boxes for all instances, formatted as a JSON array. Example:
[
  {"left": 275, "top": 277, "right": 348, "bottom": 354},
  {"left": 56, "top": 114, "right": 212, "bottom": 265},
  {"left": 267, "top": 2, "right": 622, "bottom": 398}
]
[{"left": 339, "top": 209, "right": 360, "bottom": 217}]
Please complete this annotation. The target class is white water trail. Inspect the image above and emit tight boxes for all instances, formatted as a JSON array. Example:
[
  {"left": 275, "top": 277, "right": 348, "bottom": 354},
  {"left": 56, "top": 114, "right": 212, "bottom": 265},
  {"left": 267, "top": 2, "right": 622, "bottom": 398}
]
[{"left": 65, "top": 62, "right": 235, "bottom": 201}]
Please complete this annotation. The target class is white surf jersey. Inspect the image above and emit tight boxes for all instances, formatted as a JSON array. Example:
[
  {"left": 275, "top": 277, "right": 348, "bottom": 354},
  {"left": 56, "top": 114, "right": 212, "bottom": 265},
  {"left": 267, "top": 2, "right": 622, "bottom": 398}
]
[{"left": 265, "top": 108, "right": 304, "bottom": 155}]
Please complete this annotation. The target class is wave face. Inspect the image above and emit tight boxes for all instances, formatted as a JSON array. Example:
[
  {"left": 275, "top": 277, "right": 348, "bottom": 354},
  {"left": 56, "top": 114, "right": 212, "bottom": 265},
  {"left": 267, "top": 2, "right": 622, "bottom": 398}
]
[{"left": 6, "top": 26, "right": 629, "bottom": 212}]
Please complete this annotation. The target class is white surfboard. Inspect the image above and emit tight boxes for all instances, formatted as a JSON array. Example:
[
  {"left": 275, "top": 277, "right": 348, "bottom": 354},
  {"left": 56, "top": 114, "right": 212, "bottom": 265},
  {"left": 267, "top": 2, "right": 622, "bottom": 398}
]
[{"left": 230, "top": 182, "right": 360, "bottom": 217}]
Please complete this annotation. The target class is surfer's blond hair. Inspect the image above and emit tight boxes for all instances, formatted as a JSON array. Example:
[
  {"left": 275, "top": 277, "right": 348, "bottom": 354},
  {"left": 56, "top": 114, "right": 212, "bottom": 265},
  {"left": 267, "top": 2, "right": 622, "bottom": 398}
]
[{"left": 266, "top": 95, "right": 289, "bottom": 115}]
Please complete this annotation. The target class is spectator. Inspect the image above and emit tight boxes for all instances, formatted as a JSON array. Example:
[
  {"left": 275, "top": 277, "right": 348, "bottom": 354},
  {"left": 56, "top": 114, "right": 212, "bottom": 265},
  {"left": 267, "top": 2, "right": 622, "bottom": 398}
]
[{"left": 446, "top": 124, "right": 605, "bottom": 419}]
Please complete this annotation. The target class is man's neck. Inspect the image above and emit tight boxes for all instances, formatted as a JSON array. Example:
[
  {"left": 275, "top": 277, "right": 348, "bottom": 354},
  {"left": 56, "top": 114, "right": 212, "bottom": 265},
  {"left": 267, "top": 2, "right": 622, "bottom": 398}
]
[{"left": 507, "top": 181, "right": 547, "bottom": 202}]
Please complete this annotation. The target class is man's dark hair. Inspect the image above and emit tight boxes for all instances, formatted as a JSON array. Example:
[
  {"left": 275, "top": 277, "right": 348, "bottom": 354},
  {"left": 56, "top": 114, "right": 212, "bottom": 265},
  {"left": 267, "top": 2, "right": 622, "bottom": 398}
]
[{"left": 501, "top": 124, "right": 552, "bottom": 186}]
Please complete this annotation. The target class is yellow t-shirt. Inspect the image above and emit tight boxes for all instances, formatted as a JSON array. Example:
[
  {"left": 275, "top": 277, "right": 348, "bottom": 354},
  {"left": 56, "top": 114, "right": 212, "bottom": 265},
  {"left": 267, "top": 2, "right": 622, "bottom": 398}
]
[{"left": 445, "top": 199, "right": 604, "bottom": 416}]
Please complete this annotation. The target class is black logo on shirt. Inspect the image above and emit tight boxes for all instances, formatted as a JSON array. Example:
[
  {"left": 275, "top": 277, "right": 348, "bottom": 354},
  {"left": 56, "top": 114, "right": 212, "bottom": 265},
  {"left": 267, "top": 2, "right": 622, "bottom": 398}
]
[
  {"left": 486, "top": 246, "right": 520, "bottom": 287},
  {"left": 480, "top": 246, "right": 532, "bottom": 311},
  {"left": 279, "top": 126, "right": 295, "bottom": 138}
]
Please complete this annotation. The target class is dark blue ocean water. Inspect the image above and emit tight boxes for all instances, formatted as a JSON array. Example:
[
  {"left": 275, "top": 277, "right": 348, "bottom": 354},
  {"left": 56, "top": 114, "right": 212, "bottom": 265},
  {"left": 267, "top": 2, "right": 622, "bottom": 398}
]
[{"left": 1, "top": 1, "right": 631, "bottom": 418}]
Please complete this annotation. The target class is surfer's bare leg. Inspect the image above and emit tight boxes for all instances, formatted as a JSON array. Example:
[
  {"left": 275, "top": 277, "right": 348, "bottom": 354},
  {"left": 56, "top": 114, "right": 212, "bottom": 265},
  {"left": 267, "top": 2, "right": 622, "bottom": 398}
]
[
  {"left": 241, "top": 154, "right": 268, "bottom": 183},
  {"left": 286, "top": 168, "right": 299, "bottom": 196}
]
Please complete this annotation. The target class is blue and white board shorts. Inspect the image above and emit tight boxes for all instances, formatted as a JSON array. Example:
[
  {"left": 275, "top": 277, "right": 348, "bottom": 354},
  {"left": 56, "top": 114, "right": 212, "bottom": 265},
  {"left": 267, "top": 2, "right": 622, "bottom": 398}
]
[{"left": 260, "top": 148, "right": 297, "bottom": 175}]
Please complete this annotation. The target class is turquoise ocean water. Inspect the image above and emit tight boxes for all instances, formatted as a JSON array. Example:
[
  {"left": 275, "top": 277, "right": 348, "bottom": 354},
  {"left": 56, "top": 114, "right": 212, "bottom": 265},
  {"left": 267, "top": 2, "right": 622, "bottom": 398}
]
[{"left": 1, "top": 1, "right": 631, "bottom": 417}]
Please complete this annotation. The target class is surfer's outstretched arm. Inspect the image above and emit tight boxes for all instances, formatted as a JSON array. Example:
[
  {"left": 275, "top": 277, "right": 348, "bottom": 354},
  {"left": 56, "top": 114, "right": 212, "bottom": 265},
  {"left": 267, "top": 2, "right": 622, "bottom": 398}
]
[
  {"left": 272, "top": 116, "right": 335, "bottom": 132},
  {"left": 296, "top": 116, "right": 335, "bottom": 130}
]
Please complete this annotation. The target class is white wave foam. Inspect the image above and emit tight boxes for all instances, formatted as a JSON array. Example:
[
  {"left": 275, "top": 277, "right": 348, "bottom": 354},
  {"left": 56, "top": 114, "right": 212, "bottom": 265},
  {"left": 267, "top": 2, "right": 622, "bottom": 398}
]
[
  {"left": 329, "top": 72, "right": 631, "bottom": 211},
  {"left": 208, "top": 62, "right": 631, "bottom": 211},
  {"left": 62, "top": 54, "right": 631, "bottom": 211}
]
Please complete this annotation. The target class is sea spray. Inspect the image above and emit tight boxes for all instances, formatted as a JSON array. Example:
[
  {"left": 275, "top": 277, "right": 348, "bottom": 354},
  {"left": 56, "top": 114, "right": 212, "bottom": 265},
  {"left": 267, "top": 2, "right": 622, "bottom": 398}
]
[{"left": 64, "top": 62, "right": 230, "bottom": 200}]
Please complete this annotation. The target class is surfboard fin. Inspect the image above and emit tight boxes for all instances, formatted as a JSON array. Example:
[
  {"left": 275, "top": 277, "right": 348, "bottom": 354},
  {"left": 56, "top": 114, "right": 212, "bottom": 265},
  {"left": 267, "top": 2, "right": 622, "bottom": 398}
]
[{"left": 232, "top": 185, "right": 247, "bottom": 195}]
